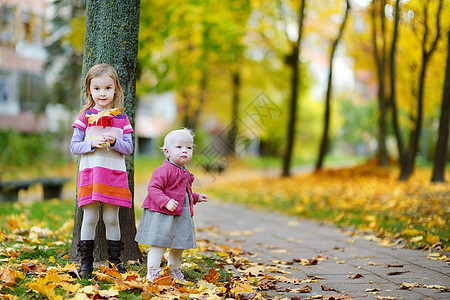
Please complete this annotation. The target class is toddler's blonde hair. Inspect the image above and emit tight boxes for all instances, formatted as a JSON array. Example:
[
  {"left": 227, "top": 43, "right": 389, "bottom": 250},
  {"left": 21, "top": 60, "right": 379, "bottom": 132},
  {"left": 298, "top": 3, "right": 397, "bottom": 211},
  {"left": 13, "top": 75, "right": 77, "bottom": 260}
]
[{"left": 161, "top": 128, "right": 194, "bottom": 151}]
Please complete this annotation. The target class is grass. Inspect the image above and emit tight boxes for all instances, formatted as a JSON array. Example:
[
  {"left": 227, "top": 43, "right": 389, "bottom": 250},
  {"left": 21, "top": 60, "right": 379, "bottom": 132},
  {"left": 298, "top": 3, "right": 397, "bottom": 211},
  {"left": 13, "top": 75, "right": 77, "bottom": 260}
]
[{"left": 0, "top": 198, "right": 237, "bottom": 299}]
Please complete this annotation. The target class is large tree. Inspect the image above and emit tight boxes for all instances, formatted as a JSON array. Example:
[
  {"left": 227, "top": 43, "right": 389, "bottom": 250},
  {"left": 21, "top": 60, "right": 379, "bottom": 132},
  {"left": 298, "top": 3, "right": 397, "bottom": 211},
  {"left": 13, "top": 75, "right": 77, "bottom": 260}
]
[{"left": 70, "top": 0, "right": 142, "bottom": 262}]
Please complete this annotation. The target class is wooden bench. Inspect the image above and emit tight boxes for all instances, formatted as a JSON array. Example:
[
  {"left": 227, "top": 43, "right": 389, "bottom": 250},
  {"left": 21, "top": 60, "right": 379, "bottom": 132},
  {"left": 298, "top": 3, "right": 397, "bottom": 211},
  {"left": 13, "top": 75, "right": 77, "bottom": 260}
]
[{"left": 0, "top": 177, "right": 71, "bottom": 202}]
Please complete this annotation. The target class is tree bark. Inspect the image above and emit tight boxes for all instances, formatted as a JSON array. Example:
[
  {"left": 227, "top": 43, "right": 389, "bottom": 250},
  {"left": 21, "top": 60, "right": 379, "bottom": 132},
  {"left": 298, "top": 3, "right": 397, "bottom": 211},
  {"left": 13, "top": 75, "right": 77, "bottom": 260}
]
[
  {"left": 431, "top": 29, "right": 450, "bottom": 183},
  {"left": 192, "top": 69, "right": 208, "bottom": 130},
  {"left": 370, "top": 0, "right": 389, "bottom": 166},
  {"left": 402, "top": 0, "right": 443, "bottom": 180},
  {"left": 315, "top": 0, "right": 350, "bottom": 171},
  {"left": 388, "top": 0, "right": 408, "bottom": 178},
  {"left": 70, "top": 0, "right": 142, "bottom": 262},
  {"left": 229, "top": 69, "right": 241, "bottom": 152},
  {"left": 282, "top": 0, "right": 306, "bottom": 177}
]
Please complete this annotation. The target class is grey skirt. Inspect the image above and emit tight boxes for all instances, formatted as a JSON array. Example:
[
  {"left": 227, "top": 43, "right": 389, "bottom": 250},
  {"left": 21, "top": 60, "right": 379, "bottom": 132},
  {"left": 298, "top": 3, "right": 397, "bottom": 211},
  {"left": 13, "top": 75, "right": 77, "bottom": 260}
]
[{"left": 135, "top": 193, "right": 197, "bottom": 249}]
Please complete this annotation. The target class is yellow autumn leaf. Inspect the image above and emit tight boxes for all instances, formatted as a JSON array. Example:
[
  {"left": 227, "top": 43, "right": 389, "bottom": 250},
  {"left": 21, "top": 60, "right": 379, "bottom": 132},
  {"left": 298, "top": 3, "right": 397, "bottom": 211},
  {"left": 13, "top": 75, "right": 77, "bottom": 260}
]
[
  {"left": 426, "top": 252, "right": 447, "bottom": 260},
  {"left": 402, "top": 282, "right": 420, "bottom": 288},
  {"left": 401, "top": 229, "right": 420, "bottom": 237},
  {"left": 27, "top": 279, "right": 63, "bottom": 300},
  {"left": 98, "top": 288, "right": 119, "bottom": 298},
  {"left": 243, "top": 265, "right": 266, "bottom": 275},
  {"left": 424, "top": 284, "right": 447, "bottom": 289},
  {"left": 60, "top": 282, "right": 82, "bottom": 293},
  {"left": 49, "top": 256, "right": 55, "bottom": 263},
  {"left": 73, "top": 293, "right": 90, "bottom": 300},
  {"left": 425, "top": 234, "right": 440, "bottom": 244},
  {"left": 0, "top": 268, "right": 16, "bottom": 285},
  {"left": 216, "top": 251, "right": 229, "bottom": 257},
  {"left": 410, "top": 236, "right": 423, "bottom": 243}
]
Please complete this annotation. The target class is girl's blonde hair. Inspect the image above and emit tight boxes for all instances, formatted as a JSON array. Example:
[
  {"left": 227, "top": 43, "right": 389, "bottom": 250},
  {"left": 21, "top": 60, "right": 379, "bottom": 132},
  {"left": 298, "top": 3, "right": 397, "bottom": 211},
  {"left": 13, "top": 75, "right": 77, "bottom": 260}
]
[{"left": 80, "top": 63, "right": 124, "bottom": 113}]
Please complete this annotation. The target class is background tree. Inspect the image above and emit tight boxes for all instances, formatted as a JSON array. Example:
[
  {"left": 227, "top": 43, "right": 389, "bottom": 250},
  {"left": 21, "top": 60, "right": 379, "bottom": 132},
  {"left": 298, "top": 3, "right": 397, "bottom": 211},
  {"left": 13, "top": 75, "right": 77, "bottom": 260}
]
[
  {"left": 45, "top": 0, "right": 85, "bottom": 111},
  {"left": 431, "top": 29, "right": 450, "bottom": 183},
  {"left": 70, "top": 0, "right": 142, "bottom": 262},
  {"left": 282, "top": 0, "right": 306, "bottom": 177},
  {"left": 315, "top": 0, "right": 351, "bottom": 171},
  {"left": 370, "top": 0, "right": 389, "bottom": 166},
  {"left": 389, "top": 0, "right": 405, "bottom": 177},
  {"left": 401, "top": 0, "right": 444, "bottom": 180}
]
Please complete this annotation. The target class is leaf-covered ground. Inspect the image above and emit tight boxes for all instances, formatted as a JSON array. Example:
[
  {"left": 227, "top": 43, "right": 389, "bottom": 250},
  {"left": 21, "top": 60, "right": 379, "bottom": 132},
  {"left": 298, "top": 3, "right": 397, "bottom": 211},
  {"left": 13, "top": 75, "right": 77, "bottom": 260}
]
[
  {"left": 1, "top": 161, "right": 448, "bottom": 299},
  {"left": 206, "top": 161, "right": 449, "bottom": 250},
  {"left": 0, "top": 200, "right": 351, "bottom": 299}
]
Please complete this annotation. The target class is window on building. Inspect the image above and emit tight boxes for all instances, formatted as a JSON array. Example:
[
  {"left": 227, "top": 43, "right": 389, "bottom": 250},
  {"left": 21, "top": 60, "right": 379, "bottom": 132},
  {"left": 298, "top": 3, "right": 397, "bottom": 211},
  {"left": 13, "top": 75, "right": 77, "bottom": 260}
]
[
  {"left": 0, "top": 5, "right": 15, "bottom": 45},
  {"left": 18, "top": 73, "right": 46, "bottom": 112}
]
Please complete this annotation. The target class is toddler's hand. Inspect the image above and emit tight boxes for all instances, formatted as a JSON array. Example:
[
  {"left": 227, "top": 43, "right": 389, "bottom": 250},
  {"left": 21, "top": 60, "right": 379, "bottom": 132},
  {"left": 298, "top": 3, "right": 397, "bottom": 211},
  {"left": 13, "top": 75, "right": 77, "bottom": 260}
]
[
  {"left": 198, "top": 193, "right": 208, "bottom": 203},
  {"left": 165, "top": 199, "right": 178, "bottom": 212}
]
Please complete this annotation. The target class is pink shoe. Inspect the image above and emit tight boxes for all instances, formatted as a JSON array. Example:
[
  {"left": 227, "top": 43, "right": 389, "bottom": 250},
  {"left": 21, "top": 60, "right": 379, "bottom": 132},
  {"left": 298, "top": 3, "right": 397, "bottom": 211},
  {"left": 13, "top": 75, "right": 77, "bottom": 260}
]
[
  {"left": 146, "top": 268, "right": 161, "bottom": 282},
  {"left": 169, "top": 268, "right": 187, "bottom": 282}
]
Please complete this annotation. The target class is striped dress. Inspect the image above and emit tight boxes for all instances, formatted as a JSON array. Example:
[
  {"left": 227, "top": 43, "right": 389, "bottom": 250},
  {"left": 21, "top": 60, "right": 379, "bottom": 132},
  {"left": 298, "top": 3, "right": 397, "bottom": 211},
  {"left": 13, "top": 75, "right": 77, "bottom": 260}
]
[{"left": 72, "top": 108, "right": 133, "bottom": 208}]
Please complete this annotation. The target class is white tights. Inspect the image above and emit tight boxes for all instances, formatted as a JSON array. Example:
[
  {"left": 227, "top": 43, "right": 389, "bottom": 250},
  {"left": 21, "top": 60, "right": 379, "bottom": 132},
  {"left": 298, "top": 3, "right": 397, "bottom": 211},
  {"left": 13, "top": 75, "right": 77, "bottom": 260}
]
[
  {"left": 80, "top": 202, "right": 121, "bottom": 241},
  {"left": 147, "top": 246, "right": 184, "bottom": 273}
]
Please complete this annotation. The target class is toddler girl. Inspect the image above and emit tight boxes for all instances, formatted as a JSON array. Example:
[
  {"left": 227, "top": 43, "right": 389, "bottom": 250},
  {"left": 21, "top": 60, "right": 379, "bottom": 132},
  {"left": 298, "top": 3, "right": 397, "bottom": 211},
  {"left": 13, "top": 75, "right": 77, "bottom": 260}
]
[{"left": 135, "top": 128, "right": 208, "bottom": 282}]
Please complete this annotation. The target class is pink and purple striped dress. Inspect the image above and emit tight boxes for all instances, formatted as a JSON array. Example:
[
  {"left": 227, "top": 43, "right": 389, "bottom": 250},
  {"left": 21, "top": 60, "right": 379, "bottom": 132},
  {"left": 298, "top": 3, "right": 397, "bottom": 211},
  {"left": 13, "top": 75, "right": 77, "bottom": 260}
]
[{"left": 71, "top": 108, "right": 134, "bottom": 208}]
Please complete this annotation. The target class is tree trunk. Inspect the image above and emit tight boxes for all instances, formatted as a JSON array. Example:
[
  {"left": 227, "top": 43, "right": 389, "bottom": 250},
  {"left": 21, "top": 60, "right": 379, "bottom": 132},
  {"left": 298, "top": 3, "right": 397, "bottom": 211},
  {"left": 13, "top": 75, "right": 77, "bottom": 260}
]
[
  {"left": 229, "top": 69, "right": 241, "bottom": 152},
  {"left": 388, "top": 0, "right": 408, "bottom": 179},
  {"left": 282, "top": 0, "right": 306, "bottom": 177},
  {"left": 70, "top": 0, "right": 142, "bottom": 262},
  {"left": 371, "top": 0, "right": 389, "bottom": 166},
  {"left": 191, "top": 69, "right": 208, "bottom": 130},
  {"left": 431, "top": 31, "right": 450, "bottom": 182},
  {"left": 315, "top": 0, "right": 350, "bottom": 171},
  {"left": 402, "top": 0, "right": 443, "bottom": 180}
]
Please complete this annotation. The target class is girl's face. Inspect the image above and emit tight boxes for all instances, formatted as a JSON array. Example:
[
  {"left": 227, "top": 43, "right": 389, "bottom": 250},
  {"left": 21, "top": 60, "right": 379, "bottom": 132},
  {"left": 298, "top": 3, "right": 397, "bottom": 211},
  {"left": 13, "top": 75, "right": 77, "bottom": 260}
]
[
  {"left": 90, "top": 75, "right": 115, "bottom": 110},
  {"left": 164, "top": 133, "right": 194, "bottom": 167}
]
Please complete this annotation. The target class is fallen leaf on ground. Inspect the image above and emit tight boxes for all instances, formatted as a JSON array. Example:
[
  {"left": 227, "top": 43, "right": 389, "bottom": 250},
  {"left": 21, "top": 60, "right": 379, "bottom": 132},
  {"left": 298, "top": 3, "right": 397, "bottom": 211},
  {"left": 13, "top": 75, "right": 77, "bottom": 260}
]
[
  {"left": 321, "top": 284, "right": 342, "bottom": 292},
  {"left": 387, "top": 271, "right": 410, "bottom": 276},
  {"left": 384, "top": 264, "right": 403, "bottom": 268}
]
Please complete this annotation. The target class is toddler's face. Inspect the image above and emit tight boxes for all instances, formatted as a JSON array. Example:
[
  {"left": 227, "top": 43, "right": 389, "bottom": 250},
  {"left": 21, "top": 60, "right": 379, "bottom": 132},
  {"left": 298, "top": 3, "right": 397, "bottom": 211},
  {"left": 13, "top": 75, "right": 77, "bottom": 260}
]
[
  {"left": 90, "top": 75, "right": 115, "bottom": 110},
  {"left": 164, "top": 133, "right": 194, "bottom": 167}
]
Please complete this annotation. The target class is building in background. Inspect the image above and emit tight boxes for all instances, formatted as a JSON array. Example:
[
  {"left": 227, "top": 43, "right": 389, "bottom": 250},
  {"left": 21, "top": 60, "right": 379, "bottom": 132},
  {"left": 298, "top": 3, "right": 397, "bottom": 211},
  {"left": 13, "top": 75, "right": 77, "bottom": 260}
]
[
  {"left": 136, "top": 92, "right": 177, "bottom": 155},
  {"left": 0, "top": 0, "right": 48, "bottom": 133}
]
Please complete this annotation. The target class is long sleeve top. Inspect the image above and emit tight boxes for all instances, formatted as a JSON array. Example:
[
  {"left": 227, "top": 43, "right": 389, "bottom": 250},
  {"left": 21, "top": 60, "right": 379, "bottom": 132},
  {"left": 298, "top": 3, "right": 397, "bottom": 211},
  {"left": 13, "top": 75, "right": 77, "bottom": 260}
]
[{"left": 70, "top": 127, "right": 133, "bottom": 156}]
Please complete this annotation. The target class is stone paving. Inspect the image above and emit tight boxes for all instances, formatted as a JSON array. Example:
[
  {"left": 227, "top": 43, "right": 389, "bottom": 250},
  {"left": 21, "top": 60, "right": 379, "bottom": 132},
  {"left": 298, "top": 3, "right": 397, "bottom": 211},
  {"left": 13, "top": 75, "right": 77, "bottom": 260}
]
[{"left": 193, "top": 200, "right": 450, "bottom": 300}]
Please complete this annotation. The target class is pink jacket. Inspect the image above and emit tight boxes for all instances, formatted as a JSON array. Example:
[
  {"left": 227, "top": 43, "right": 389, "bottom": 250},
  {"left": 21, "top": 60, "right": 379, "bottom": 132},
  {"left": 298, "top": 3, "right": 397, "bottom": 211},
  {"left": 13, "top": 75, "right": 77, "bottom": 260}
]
[{"left": 141, "top": 160, "right": 200, "bottom": 216}]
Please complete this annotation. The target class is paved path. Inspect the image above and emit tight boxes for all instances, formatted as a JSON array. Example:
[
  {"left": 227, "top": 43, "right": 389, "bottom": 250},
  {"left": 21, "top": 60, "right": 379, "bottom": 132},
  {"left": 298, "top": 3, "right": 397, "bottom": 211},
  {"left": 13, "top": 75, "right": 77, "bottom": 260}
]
[{"left": 193, "top": 200, "right": 450, "bottom": 300}]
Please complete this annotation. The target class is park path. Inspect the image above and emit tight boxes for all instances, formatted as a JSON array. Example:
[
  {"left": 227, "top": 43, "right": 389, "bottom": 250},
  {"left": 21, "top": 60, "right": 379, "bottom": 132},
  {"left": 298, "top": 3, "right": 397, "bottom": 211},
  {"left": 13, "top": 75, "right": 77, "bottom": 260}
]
[
  {"left": 193, "top": 199, "right": 449, "bottom": 299},
  {"left": 135, "top": 164, "right": 449, "bottom": 299}
]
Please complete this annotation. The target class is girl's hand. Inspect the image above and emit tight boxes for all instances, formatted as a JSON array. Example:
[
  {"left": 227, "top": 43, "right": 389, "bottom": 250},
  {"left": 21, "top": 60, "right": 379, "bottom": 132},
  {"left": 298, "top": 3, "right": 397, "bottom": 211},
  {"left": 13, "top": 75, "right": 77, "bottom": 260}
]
[
  {"left": 165, "top": 199, "right": 179, "bottom": 212},
  {"left": 92, "top": 135, "right": 108, "bottom": 148},
  {"left": 198, "top": 193, "right": 208, "bottom": 203},
  {"left": 102, "top": 132, "right": 116, "bottom": 145}
]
